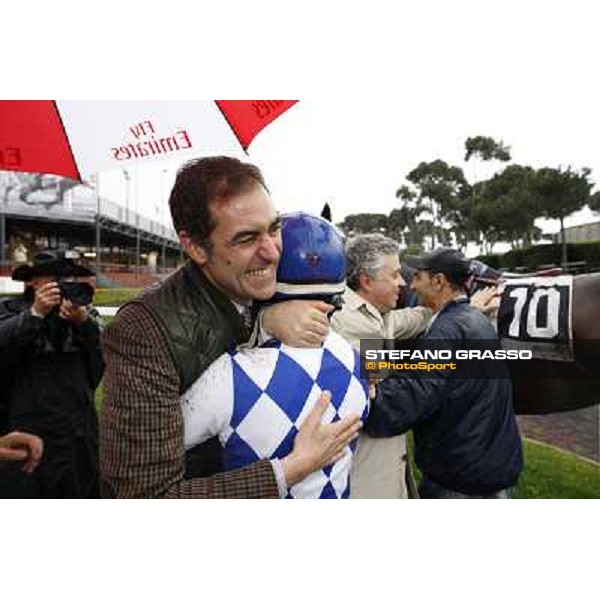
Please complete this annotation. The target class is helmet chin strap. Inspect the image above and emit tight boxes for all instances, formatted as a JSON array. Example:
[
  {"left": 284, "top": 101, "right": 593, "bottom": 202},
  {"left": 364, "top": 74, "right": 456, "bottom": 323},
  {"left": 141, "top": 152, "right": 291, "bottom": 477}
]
[
  {"left": 261, "top": 292, "right": 344, "bottom": 319},
  {"left": 327, "top": 294, "right": 344, "bottom": 313}
]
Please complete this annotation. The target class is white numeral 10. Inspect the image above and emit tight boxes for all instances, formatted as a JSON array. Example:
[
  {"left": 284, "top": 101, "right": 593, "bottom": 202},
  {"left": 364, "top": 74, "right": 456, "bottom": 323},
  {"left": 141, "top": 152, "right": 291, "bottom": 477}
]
[{"left": 508, "top": 288, "right": 560, "bottom": 339}]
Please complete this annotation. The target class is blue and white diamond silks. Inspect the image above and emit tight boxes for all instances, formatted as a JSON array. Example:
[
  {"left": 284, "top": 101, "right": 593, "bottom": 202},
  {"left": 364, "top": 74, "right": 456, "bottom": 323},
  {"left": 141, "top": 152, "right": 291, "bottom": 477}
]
[{"left": 181, "top": 331, "right": 369, "bottom": 499}]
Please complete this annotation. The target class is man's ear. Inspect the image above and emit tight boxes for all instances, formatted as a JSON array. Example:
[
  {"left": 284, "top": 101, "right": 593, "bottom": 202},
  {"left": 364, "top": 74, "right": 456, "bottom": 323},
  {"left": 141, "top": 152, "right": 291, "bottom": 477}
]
[
  {"left": 437, "top": 273, "right": 449, "bottom": 289},
  {"left": 359, "top": 271, "right": 373, "bottom": 292},
  {"left": 179, "top": 231, "right": 209, "bottom": 266}
]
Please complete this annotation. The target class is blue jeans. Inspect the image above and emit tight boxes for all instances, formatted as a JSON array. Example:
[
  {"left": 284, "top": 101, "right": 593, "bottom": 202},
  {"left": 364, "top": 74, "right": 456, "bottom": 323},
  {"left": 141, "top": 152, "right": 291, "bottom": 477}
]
[{"left": 419, "top": 476, "right": 512, "bottom": 499}]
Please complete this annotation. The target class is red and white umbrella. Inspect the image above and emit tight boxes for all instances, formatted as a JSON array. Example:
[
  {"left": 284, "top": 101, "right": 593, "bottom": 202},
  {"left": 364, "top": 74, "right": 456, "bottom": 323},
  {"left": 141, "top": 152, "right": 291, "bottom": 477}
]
[{"left": 0, "top": 100, "right": 297, "bottom": 180}]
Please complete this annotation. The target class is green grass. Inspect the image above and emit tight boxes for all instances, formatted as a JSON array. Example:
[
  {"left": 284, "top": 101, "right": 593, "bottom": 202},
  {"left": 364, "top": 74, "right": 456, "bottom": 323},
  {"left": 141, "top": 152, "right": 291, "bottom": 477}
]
[
  {"left": 1, "top": 287, "right": 141, "bottom": 306},
  {"left": 95, "top": 382, "right": 104, "bottom": 414},
  {"left": 514, "top": 439, "right": 600, "bottom": 499},
  {"left": 408, "top": 432, "right": 599, "bottom": 499},
  {"left": 94, "top": 303, "right": 600, "bottom": 499},
  {"left": 94, "top": 379, "right": 600, "bottom": 497},
  {"left": 94, "top": 288, "right": 142, "bottom": 306},
  {"left": 95, "top": 316, "right": 113, "bottom": 413}
]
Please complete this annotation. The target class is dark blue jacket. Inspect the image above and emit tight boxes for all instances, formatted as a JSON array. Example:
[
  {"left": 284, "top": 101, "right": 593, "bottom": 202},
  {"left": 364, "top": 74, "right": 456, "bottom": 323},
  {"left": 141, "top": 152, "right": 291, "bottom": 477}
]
[{"left": 365, "top": 297, "right": 523, "bottom": 495}]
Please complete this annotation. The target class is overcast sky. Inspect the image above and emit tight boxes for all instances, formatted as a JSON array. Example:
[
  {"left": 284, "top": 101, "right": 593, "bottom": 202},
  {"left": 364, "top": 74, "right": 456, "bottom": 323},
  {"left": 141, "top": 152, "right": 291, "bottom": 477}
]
[
  {"left": 11, "top": 0, "right": 600, "bottom": 256},
  {"left": 97, "top": 95, "right": 599, "bottom": 252}
]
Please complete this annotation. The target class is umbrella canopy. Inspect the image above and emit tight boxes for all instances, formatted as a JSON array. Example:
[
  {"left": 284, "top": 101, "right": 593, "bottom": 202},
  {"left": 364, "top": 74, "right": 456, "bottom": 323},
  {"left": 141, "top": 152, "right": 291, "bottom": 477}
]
[{"left": 0, "top": 100, "right": 297, "bottom": 180}]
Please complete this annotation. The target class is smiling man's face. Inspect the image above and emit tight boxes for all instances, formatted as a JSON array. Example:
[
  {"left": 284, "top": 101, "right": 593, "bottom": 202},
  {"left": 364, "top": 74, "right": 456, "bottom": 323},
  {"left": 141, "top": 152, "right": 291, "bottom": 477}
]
[
  {"left": 360, "top": 253, "right": 405, "bottom": 314},
  {"left": 187, "top": 184, "right": 282, "bottom": 304}
]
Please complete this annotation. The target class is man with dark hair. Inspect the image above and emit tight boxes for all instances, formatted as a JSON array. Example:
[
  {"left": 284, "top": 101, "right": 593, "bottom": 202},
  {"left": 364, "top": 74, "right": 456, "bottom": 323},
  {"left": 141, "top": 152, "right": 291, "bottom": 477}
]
[
  {"left": 0, "top": 250, "right": 102, "bottom": 498},
  {"left": 182, "top": 213, "right": 368, "bottom": 499},
  {"left": 365, "top": 247, "right": 523, "bottom": 499},
  {"left": 100, "top": 156, "right": 361, "bottom": 498},
  {"left": 169, "top": 156, "right": 267, "bottom": 247},
  {"left": 333, "top": 236, "right": 499, "bottom": 498}
]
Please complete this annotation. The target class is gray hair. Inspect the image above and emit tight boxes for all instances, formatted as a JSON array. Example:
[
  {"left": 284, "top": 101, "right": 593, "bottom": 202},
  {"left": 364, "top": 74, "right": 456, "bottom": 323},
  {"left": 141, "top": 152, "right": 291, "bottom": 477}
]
[{"left": 346, "top": 233, "right": 399, "bottom": 291}]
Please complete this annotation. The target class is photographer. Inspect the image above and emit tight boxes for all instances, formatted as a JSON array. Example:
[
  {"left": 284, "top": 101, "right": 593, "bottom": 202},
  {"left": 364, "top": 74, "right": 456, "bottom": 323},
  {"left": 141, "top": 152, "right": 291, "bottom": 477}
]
[{"left": 0, "top": 250, "right": 103, "bottom": 498}]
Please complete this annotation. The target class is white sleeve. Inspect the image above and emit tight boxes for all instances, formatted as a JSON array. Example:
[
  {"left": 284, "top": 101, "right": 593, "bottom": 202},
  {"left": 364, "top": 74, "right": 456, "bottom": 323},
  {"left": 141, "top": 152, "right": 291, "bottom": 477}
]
[{"left": 180, "top": 354, "right": 234, "bottom": 451}]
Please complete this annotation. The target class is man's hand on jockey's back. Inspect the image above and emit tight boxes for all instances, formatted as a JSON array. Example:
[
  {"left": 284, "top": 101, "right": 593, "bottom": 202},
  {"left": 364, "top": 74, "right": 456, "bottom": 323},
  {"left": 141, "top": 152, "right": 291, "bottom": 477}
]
[
  {"left": 262, "top": 300, "right": 333, "bottom": 347},
  {"left": 281, "top": 391, "right": 362, "bottom": 487}
]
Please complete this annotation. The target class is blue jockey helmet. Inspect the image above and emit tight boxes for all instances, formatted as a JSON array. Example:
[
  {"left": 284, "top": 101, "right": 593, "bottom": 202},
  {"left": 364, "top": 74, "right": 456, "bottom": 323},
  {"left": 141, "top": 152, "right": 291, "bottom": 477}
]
[{"left": 275, "top": 212, "right": 346, "bottom": 300}]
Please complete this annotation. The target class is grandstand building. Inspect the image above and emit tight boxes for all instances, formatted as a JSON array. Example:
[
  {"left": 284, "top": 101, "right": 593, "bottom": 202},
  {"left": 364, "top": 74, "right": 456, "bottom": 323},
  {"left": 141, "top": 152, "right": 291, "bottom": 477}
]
[
  {"left": 0, "top": 172, "right": 182, "bottom": 287},
  {"left": 558, "top": 221, "right": 600, "bottom": 244}
]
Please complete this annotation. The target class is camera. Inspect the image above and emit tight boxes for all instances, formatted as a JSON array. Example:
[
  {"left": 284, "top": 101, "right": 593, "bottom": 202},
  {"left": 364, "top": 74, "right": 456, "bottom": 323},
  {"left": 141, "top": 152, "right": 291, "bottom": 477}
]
[{"left": 57, "top": 280, "right": 95, "bottom": 306}]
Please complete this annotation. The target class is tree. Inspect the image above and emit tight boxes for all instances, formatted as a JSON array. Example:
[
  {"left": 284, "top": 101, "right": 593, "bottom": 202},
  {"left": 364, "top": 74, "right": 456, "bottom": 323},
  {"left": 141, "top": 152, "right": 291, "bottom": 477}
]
[
  {"left": 531, "top": 167, "right": 594, "bottom": 265},
  {"left": 391, "top": 185, "right": 429, "bottom": 249},
  {"left": 337, "top": 213, "right": 388, "bottom": 236},
  {"left": 469, "top": 165, "right": 539, "bottom": 252},
  {"left": 464, "top": 136, "right": 511, "bottom": 163},
  {"left": 463, "top": 136, "right": 513, "bottom": 252},
  {"left": 588, "top": 190, "right": 600, "bottom": 213},
  {"left": 387, "top": 206, "right": 428, "bottom": 248},
  {"left": 447, "top": 195, "right": 480, "bottom": 252},
  {"left": 405, "top": 160, "right": 470, "bottom": 249}
]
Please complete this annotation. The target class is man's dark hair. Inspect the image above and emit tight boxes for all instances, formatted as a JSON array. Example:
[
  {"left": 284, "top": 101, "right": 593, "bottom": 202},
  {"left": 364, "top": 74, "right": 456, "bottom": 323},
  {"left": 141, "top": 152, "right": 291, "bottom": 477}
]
[
  {"left": 429, "top": 270, "right": 468, "bottom": 293},
  {"left": 446, "top": 278, "right": 467, "bottom": 293},
  {"left": 169, "top": 156, "right": 268, "bottom": 249}
]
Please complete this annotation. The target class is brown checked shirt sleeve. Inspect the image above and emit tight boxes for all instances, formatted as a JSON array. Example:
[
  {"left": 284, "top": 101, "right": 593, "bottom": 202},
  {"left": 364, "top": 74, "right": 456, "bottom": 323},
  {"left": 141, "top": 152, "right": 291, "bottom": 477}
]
[{"left": 99, "top": 303, "right": 279, "bottom": 499}]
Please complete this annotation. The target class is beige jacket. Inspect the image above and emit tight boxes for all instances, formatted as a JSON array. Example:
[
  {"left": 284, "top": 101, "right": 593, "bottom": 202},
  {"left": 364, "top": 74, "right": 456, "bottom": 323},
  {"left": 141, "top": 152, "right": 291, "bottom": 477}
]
[
  {"left": 331, "top": 287, "right": 432, "bottom": 348},
  {"left": 331, "top": 287, "right": 432, "bottom": 498}
]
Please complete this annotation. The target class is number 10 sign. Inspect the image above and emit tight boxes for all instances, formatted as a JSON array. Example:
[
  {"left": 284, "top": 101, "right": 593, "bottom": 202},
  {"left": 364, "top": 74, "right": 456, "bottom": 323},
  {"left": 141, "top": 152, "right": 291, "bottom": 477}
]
[{"left": 497, "top": 276, "right": 573, "bottom": 361}]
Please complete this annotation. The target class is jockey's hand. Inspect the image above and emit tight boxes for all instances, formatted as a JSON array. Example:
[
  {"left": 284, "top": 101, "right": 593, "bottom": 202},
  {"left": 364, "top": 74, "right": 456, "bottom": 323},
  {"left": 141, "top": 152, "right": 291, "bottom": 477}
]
[
  {"left": 262, "top": 300, "right": 333, "bottom": 347},
  {"left": 470, "top": 286, "right": 501, "bottom": 315},
  {"left": 281, "top": 391, "right": 362, "bottom": 487}
]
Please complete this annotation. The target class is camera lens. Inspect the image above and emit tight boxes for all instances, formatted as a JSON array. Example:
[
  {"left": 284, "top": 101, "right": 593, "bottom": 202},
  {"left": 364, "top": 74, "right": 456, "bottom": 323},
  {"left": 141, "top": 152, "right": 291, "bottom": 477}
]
[{"left": 58, "top": 281, "right": 94, "bottom": 306}]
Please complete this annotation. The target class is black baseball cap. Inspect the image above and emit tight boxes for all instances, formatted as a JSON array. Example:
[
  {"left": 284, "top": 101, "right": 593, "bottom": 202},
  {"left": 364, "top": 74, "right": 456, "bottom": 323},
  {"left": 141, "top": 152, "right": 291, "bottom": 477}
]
[{"left": 404, "top": 247, "right": 471, "bottom": 284}]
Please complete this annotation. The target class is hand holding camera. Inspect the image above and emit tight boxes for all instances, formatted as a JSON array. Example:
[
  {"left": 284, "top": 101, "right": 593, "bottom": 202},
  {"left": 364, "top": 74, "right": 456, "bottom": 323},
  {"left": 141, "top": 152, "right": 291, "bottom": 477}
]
[
  {"left": 58, "top": 298, "right": 89, "bottom": 325},
  {"left": 32, "top": 281, "right": 62, "bottom": 317},
  {"left": 57, "top": 279, "right": 95, "bottom": 324},
  {"left": 32, "top": 279, "right": 95, "bottom": 323}
]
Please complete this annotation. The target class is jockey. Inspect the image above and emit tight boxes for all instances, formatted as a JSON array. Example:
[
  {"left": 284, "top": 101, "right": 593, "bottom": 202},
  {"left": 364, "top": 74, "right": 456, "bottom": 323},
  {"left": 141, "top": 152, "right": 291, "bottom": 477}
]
[{"left": 181, "top": 212, "right": 369, "bottom": 499}]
